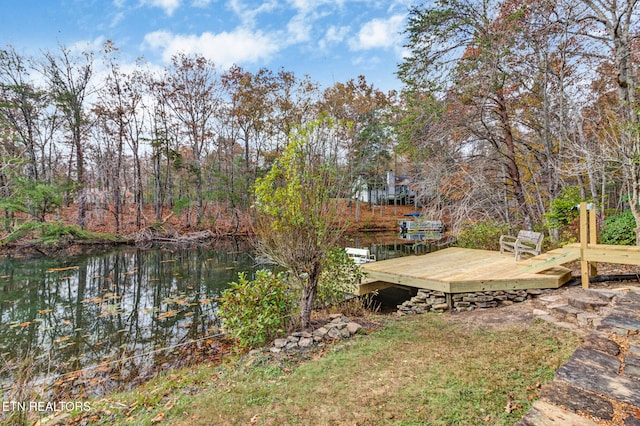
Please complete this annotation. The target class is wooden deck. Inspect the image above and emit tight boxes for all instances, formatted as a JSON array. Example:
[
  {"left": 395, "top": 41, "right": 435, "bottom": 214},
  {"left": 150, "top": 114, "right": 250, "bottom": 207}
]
[{"left": 357, "top": 247, "right": 572, "bottom": 296}]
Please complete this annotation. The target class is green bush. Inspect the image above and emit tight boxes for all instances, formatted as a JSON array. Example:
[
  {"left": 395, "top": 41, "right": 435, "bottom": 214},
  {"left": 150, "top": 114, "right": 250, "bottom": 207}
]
[
  {"left": 218, "top": 270, "right": 296, "bottom": 349},
  {"left": 0, "top": 221, "right": 117, "bottom": 247},
  {"left": 600, "top": 210, "right": 637, "bottom": 245},
  {"left": 544, "top": 185, "right": 584, "bottom": 229},
  {"left": 317, "top": 248, "right": 365, "bottom": 309},
  {"left": 456, "top": 221, "right": 510, "bottom": 250}
]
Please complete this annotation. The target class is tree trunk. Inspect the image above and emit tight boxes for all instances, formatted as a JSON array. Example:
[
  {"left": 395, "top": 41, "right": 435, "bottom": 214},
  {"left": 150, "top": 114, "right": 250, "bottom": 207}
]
[
  {"left": 300, "top": 261, "right": 321, "bottom": 328},
  {"left": 495, "top": 91, "right": 533, "bottom": 230}
]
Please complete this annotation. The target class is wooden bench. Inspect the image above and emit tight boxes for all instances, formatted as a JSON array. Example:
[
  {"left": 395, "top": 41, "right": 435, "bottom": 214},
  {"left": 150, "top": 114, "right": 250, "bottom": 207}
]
[
  {"left": 499, "top": 230, "right": 543, "bottom": 261},
  {"left": 345, "top": 247, "right": 376, "bottom": 264}
]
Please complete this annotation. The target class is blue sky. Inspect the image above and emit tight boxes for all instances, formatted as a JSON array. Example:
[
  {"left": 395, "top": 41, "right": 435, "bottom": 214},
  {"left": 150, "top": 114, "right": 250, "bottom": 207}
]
[{"left": 0, "top": 0, "right": 412, "bottom": 91}]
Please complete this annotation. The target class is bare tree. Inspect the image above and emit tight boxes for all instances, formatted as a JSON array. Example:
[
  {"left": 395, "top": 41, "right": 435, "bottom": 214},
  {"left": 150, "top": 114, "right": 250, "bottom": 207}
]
[
  {"left": 156, "top": 54, "right": 220, "bottom": 226},
  {"left": 41, "top": 45, "right": 94, "bottom": 228}
]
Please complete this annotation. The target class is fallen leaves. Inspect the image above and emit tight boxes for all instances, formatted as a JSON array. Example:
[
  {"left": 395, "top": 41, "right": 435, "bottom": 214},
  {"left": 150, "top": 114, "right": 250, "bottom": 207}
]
[
  {"left": 157, "top": 310, "right": 179, "bottom": 320},
  {"left": 151, "top": 412, "right": 165, "bottom": 423},
  {"left": 46, "top": 266, "right": 80, "bottom": 273}
]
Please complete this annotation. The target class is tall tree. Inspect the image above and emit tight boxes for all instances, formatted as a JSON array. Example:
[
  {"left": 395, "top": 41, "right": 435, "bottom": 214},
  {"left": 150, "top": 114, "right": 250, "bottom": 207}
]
[
  {"left": 93, "top": 41, "right": 148, "bottom": 230},
  {"left": 574, "top": 0, "right": 640, "bottom": 241},
  {"left": 398, "top": 0, "right": 536, "bottom": 229},
  {"left": 253, "top": 115, "right": 347, "bottom": 328},
  {"left": 41, "top": 45, "right": 94, "bottom": 228},
  {"left": 0, "top": 46, "right": 46, "bottom": 180},
  {"left": 157, "top": 54, "right": 220, "bottom": 226}
]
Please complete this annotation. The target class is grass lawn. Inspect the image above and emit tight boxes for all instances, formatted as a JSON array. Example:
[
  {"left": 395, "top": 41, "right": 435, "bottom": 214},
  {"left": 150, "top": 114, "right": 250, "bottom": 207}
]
[{"left": 72, "top": 313, "right": 581, "bottom": 425}]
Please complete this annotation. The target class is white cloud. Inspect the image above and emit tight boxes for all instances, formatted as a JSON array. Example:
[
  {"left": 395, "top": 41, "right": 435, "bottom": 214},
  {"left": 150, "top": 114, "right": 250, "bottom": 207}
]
[
  {"left": 349, "top": 14, "right": 405, "bottom": 51},
  {"left": 286, "top": 13, "right": 312, "bottom": 43},
  {"left": 110, "top": 12, "right": 125, "bottom": 28},
  {"left": 228, "top": 0, "right": 279, "bottom": 27},
  {"left": 70, "top": 36, "right": 107, "bottom": 53},
  {"left": 318, "top": 25, "right": 349, "bottom": 51},
  {"left": 143, "top": 28, "right": 281, "bottom": 69},
  {"left": 141, "top": 0, "right": 182, "bottom": 16}
]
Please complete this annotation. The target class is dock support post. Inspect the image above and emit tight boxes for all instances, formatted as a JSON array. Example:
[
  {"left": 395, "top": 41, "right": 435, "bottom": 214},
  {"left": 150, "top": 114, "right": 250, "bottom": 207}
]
[
  {"left": 580, "top": 202, "right": 589, "bottom": 288},
  {"left": 446, "top": 293, "right": 453, "bottom": 310},
  {"left": 580, "top": 202, "right": 598, "bottom": 288},
  {"left": 589, "top": 207, "right": 598, "bottom": 277}
]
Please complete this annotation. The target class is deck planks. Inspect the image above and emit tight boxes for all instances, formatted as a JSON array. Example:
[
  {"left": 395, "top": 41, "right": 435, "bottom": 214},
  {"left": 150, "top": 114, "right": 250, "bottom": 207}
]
[{"left": 358, "top": 247, "right": 571, "bottom": 295}]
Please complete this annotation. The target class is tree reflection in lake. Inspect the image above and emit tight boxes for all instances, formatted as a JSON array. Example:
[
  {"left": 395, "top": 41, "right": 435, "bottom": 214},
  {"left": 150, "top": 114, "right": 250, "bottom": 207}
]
[{"left": 0, "top": 240, "right": 255, "bottom": 396}]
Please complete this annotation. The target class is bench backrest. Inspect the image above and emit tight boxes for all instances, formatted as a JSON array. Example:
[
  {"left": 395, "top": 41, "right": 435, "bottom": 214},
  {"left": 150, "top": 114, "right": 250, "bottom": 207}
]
[
  {"left": 517, "top": 230, "right": 543, "bottom": 247},
  {"left": 346, "top": 248, "right": 371, "bottom": 257}
]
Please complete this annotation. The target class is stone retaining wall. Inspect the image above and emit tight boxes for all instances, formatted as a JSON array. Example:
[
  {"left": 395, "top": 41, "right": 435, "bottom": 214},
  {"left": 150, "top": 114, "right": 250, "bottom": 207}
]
[
  {"left": 398, "top": 288, "right": 548, "bottom": 315},
  {"left": 270, "top": 314, "right": 364, "bottom": 354}
]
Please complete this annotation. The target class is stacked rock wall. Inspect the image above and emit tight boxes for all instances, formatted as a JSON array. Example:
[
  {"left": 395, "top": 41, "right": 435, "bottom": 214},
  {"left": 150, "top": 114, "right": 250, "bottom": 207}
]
[
  {"left": 270, "top": 314, "right": 364, "bottom": 354},
  {"left": 398, "top": 288, "right": 547, "bottom": 315}
]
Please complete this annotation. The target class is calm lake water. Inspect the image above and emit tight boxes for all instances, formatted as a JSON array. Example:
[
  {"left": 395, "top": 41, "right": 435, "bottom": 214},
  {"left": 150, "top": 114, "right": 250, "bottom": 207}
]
[{"left": 0, "top": 235, "right": 412, "bottom": 395}]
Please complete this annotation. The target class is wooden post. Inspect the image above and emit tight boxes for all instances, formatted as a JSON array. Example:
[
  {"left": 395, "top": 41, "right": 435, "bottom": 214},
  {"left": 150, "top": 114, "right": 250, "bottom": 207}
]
[
  {"left": 589, "top": 208, "right": 598, "bottom": 277},
  {"left": 580, "top": 202, "right": 589, "bottom": 288}
]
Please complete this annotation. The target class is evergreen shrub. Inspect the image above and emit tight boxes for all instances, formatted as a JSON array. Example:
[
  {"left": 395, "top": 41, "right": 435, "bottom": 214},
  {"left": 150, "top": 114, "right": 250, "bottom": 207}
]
[
  {"left": 600, "top": 210, "right": 637, "bottom": 245},
  {"left": 218, "top": 270, "right": 296, "bottom": 349}
]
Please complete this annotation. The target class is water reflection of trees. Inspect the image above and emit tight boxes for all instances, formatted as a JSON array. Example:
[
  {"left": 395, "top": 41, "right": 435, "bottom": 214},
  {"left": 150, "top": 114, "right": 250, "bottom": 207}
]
[{"left": 0, "top": 241, "right": 254, "bottom": 393}]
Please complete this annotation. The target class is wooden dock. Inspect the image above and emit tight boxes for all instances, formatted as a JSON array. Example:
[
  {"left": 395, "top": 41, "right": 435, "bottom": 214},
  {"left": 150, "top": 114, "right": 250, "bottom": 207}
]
[{"left": 357, "top": 247, "right": 572, "bottom": 296}]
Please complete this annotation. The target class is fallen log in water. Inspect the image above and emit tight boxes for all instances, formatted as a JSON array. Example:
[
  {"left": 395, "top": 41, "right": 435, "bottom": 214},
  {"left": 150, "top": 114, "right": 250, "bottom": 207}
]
[{"left": 135, "top": 228, "right": 213, "bottom": 247}]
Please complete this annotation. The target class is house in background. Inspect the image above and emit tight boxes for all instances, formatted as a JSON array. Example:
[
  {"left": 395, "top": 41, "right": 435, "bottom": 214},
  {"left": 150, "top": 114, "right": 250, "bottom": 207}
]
[{"left": 352, "top": 170, "right": 416, "bottom": 205}]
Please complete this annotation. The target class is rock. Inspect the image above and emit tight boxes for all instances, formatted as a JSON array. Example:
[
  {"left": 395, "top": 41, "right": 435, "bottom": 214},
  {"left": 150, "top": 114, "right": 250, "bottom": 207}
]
[
  {"left": 298, "top": 337, "right": 314, "bottom": 348},
  {"left": 568, "top": 295, "right": 610, "bottom": 311},
  {"left": 582, "top": 333, "right": 620, "bottom": 356},
  {"left": 576, "top": 312, "right": 600, "bottom": 327},
  {"left": 597, "top": 315, "right": 640, "bottom": 334},
  {"left": 539, "top": 380, "right": 614, "bottom": 420},
  {"left": 346, "top": 322, "right": 362, "bottom": 334},
  {"left": 273, "top": 338, "right": 288, "bottom": 348},
  {"left": 516, "top": 400, "right": 598, "bottom": 426},
  {"left": 313, "top": 327, "right": 328, "bottom": 338},
  {"left": 476, "top": 301, "right": 498, "bottom": 308},
  {"left": 533, "top": 309, "right": 550, "bottom": 316},
  {"left": 327, "top": 327, "right": 342, "bottom": 339},
  {"left": 330, "top": 315, "right": 347, "bottom": 323},
  {"left": 623, "top": 414, "right": 640, "bottom": 426},
  {"left": 624, "top": 355, "right": 640, "bottom": 379},
  {"left": 555, "top": 355, "right": 640, "bottom": 407},
  {"left": 413, "top": 292, "right": 428, "bottom": 300}
]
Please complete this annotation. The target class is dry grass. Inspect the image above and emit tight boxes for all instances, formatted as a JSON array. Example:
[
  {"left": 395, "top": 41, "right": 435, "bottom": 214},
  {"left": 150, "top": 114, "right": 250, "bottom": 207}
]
[{"left": 82, "top": 313, "right": 581, "bottom": 426}]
